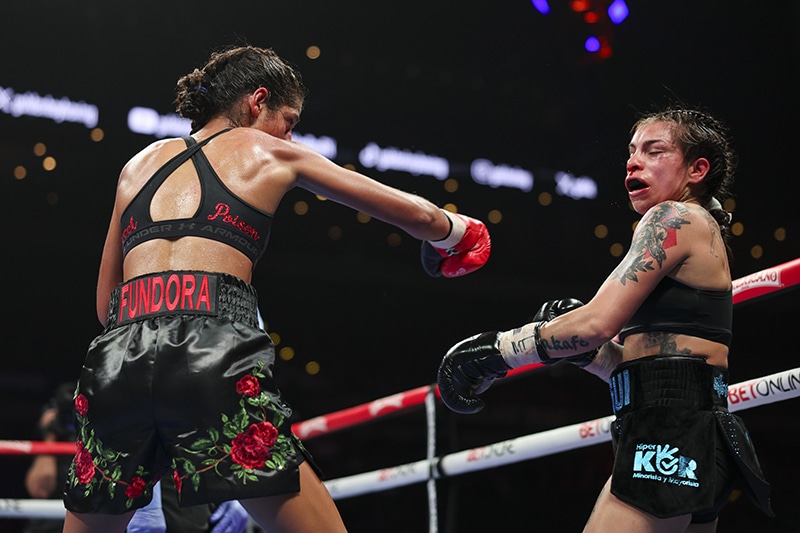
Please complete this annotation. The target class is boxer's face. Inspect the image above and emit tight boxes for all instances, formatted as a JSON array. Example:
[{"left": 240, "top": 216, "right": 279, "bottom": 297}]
[
  {"left": 257, "top": 105, "right": 302, "bottom": 141},
  {"left": 625, "top": 120, "right": 694, "bottom": 215}
]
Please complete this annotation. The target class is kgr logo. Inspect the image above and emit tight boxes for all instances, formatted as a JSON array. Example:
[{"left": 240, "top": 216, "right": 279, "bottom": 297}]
[{"left": 634, "top": 443, "right": 697, "bottom": 479}]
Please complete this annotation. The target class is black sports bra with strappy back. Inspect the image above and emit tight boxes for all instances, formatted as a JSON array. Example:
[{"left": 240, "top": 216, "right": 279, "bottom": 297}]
[{"left": 120, "top": 129, "right": 272, "bottom": 264}]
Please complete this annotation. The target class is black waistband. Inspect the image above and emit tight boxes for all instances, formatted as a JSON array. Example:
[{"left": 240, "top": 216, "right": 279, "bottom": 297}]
[
  {"left": 609, "top": 355, "right": 728, "bottom": 416},
  {"left": 106, "top": 271, "right": 259, "bottom": 329}
]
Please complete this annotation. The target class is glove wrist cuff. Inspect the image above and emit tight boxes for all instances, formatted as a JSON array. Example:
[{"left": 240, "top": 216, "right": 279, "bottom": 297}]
[
  {"left": 497, "top": 322, "right": 546, "bottom": 368},
  {"left": 429, "top": 210, "right": 466, "bottom": 250}
]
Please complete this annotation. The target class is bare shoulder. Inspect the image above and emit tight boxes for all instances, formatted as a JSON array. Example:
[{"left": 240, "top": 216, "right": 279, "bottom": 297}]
[
  {"left": 114, "top": 138, "right": 181, "bottom": 200},
  {"left": 120, "top": 138, "right": 184, "bottom": 179},
  {"left": 636, "top": 200, "right": 717, "bottom": 241},
  {"left": 638, "top": 200, "right": 695, "bottom": 225},
  {"left": 216, "top": 128, "right": 319, "bottom": 168},
  {"left": 673, "top": 202, "right": 731, "bottom": 288},
  {"left": 647, "top": 201, "right": 720, "bottom": 240}
]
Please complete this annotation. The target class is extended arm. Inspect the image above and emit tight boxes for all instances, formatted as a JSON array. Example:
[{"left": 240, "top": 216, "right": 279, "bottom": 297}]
[
  {"left": 288, "top": 140, "right": 491, "bottom": 277},
  {"left": 437, "top": 201, "right": 697, "bottom": 413}
]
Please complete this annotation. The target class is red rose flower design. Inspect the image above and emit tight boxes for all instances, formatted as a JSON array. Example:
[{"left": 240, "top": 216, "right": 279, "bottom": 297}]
[
  {"left": 230, "top": 421, "right": 279, "bottom": 469},
  {"left": 74, "top": 394, "right": 88, "bottom": 416},
  {"left": 74, "top": 441, "right": 95, "bottom": 484},
  {"left": 172, "top": 470, "right": 183, "bottom": 493},
  {"left": 125, "top": 476, "right": 146, "bottom": 499},
  {"left": 251, "top": 421, "right": 279, "bottom": 447},
  {"left": 236, "top": 375, "right": 261, "bottom": 398}
]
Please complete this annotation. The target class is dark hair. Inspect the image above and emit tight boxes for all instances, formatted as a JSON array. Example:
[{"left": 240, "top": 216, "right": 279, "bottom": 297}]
[
  {"left": 174, "top": 45, "right": 308, "bottom": 133},
  {"left": 632, "top": 107, "right": 736, "bottom": 260}
]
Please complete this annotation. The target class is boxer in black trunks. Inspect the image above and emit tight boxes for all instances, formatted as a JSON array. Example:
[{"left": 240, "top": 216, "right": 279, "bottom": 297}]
[
  {"left": 62, "top": 45, "right": 491, "bottom": 533},
  {"left": 436, "top": 107, "right": 773, "bottom": 531}
]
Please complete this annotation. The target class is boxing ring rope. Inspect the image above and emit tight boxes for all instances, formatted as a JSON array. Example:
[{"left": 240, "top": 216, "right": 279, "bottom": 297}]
[
  {"left": 2, "top": 257, "right": 799, "bottom": 525},
  {"left": 323, "top": 366, "right": 800, "bottom": 500}
]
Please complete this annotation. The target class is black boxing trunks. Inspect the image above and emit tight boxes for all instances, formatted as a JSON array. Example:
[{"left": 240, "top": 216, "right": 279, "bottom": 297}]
[
  {"left": 608, "top": 355, "right": 773, "bottom": 521},
  {"left": 64, "top": 271, "right": 315, "bottom": 514}
]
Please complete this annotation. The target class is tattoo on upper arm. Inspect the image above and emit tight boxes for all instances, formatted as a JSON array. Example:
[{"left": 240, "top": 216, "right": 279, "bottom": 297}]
[
  {"left": 643, "top": 332, "right": 692, "bottom": 355},
  {"left": 612, "top": 203, "right": 691, "bottom": 285}
]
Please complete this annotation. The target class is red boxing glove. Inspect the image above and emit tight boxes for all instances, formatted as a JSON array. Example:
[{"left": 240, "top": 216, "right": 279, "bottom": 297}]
[{"left": 421, "top": 212, "right": 491, "bottom": 278}]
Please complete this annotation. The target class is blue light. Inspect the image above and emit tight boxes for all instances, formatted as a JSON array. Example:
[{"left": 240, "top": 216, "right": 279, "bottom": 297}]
[
  {"left": 608, "top": 0, "right": 629, "bottom": 24},
  {"left": 531, "top": 0, "right": 550, "bottom": 15},
  {"left": 584, "top": 36, "right": 601, "bottom": 53}
]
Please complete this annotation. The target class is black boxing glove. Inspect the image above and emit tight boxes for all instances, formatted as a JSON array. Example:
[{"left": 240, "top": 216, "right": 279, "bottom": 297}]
[
  {"left": 532, "top": 298, "right": 597, "bottom": 368},
  {"left": 437, "top": 331, "right": 510, "bottom": 414}
]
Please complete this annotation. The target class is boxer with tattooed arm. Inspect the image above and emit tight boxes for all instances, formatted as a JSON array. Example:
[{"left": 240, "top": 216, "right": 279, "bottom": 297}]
[{"left": 438, "top": 107, "right": 773, "bottom": 532}]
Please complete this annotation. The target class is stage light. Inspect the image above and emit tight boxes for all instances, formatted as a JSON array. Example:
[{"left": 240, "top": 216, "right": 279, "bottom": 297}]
[
  {"left": 571, "top": 0, "right": 590, "bottom": 12},
  {"left": 594, "top": 224, "right": 609, "bottom": 239},
  {"left": 386, "top": 233, "right": 402, "bottom": 247},
  {"left": 306, "top": 45, "right": 321, "bottom": 60},
  {"left": 608, "top": 0, "right": 629, "bottom": 24},
  {"left": 328, "top": 226, "right": 343, "bottom": 240},
  {"left": 537, "top": 192, "right": 552, "bottom": 206},
  {"left": 530, "top": 0, "right": 550, "bottom": 15},
  {"left": 279, "top": 346, "right": 295, "bottom": 361},
  {"left": 305, "top": 361, "right": 321, "bottom": 375},
  {"left": 293, "top": 200, "right": 309, "bottom": 215},
  {"left": 444, "top": 178, "right": 459, "bottom": 192}
]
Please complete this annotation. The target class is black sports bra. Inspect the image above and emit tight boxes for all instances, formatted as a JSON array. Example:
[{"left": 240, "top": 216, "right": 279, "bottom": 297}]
[
  {"left": 619, "top": 276, "right": 733, "bottom": 347},
  {"left": 120, "top": 129, "right": 272, "bottom": 265}
]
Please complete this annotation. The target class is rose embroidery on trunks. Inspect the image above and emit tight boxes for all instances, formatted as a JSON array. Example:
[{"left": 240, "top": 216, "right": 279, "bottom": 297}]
[
  {"left": 172, "top": 360, "right": 297, "bottom": 495},
  {"left": 68, "top": 393, "right": 154, "bottom": 509},
  {"left": 67, "top": 361, "right": 294, "bottom": 505}
]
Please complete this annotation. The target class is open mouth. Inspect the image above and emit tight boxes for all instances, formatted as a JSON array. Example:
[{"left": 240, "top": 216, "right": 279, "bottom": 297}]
[{"left": 626, "top": 178, "right": 648, "bottom": 193}]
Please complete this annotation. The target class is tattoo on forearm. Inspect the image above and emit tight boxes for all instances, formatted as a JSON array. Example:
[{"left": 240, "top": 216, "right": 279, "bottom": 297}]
[
  {"left": 643, "top": 332, "right": 692, "bottom": 355},
  {"left": 613, "top": 202, "right": 691, "bottom": 285},
  {"left": 540, "top": 334, "right": 592, "bottom": 352}
]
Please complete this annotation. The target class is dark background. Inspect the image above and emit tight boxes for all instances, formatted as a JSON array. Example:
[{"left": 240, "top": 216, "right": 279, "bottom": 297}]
[{"left": 2, "top": 1, "right": 798, "bottom": 531}]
